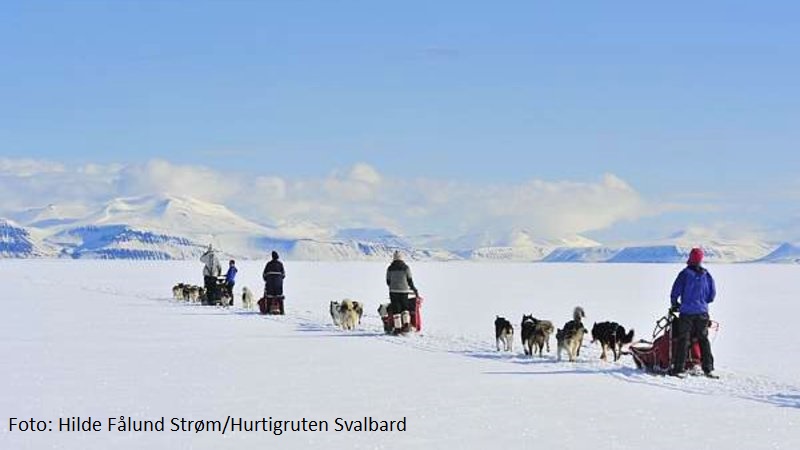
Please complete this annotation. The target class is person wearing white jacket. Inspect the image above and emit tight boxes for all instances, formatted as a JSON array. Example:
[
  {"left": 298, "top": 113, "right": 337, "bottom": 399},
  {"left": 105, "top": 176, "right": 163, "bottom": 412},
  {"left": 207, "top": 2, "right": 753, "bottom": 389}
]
[{"left": 200, "top": 244, "right": 222, "bottom": 303}]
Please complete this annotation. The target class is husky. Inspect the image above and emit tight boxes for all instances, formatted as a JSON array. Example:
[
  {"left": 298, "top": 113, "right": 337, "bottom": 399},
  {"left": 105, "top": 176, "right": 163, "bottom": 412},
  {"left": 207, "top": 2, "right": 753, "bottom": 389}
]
[
  {"left": 531, "top": 319, "right": 554, "bottom": 356},
  {"left": 520, "top": 315, "right": 536, "bottom": 355},
  {"left": 591, "top": 321, "right": 635, "bottom": 361},
  {"left": 377, "top": 303, "right": 393, "bottom": 333},
  {"left": 556, "top": 306, "right": 588, "bottom": 362},
  {"left": 187, "top": 285, "right": 201, "bottom": 303},
  {"left": 494, "top": 316, "right": 514, "bottom": 352},
  {"left": 377, "top": 303, "right": 389, "bottom": 319},
  {"left": 339, "top": 299, "right": 360, "bottom": 330},
  {"left": 172, "top": 283, "right": 185, "bottom": 300},
  {"left": 220, "top": 289, "right": 233, "bottom": 307},
  {"left": 330, "top": 300, "right": 343, "bottom": 327},
  {"left": 352, "top": 301, "right": 364, "bottom": 324},
  {"left": 181, "top": 284, "right": 192, "bottom": 301},
  {"left": 521, "top": 315, "right": 554, "bottom": 356},
  {"left": 241, "top": 286, "right": 254, "bottom": 309}
]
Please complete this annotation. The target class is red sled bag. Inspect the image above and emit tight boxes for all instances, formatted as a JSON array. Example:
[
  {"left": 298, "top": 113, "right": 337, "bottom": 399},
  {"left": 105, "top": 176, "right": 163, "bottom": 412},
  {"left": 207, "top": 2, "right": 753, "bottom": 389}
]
[
  {"left": 258, "top": 295, "right": 284, "bottom": 315},
  {"left": 629, "top": 313, "right": 710, "bottom": 373},
  {"left": 268, "top": 296, "right": 284, "bottom": 315},
  {"left": 379, "top": 296, "right": 424, "bottom": 334},
  {"left": 412, "top": 296, "right": 423, "bottom": 332}
]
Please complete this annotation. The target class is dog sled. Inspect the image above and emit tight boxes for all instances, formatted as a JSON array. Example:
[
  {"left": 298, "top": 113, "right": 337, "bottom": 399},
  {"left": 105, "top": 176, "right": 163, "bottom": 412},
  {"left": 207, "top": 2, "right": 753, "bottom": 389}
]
[
  {"left": 258, "top": 294, "right": 285, "bottom": 315},
  {"left": 378, "top": 295, "right": 423, "bottom": 335},
  {"left": 202, "top": 277, "right": 232, "bottom": 306},
  {"left": 627, "top": 311, "right": 718, "bottom": 374}
]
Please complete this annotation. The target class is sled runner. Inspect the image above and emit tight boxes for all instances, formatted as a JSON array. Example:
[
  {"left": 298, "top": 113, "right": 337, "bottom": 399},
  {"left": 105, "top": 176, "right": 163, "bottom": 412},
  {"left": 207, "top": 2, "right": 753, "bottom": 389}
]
[
  {"left": 627, "top": 311, "right": 718, "bottom": 374},
  {"left": 258, "top": 295, "right": 285, "bottom": 315},
  {"left": 379, "top": 295, "right": 423, "bottom": 335}
]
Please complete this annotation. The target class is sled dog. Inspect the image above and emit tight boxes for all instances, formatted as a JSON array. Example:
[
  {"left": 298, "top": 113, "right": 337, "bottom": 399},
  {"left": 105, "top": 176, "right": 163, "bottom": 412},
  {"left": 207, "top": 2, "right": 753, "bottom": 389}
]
[
  {"left": 172, "top": 283, "right": 185, "bottom": 300},
  {"left": 377, "top": 303, "right": 394, "bottom": 333},
  {"left": 520, "top": 315, "right": 536, "bottom": 356},
  {"left": 330, "top": 300, "right": 343, "bottom": 327},
  {"left": 187, "top": 285, "right": 201, "bottom": 303},
  {"left": 591, "top": 321, "right": 634, "bottom": 361},
  {"left": 352, "top": 300, "right": 364, "bottom": 324},
  {"left": 556, "top": 306, "right": 588, "bottom": 362},
  {"left": 241, "top": 286, "right": 254, "bottom": 309},
  {"left": 520, "top": 315, "right": 554, "bottom": 356},
  {"left": 339, "top": 299, "right": 360, "bottom": 330},
  {"left": 532, "top": 318, "right": 554, "bottom": 356},
  {"left": 181, "top": 284, "right": 192, "bottom": 301},
  {"left": 220, "top": 289, "right": 233, "bottom": 307},
  {"left": 494, "top": 316, "right": 514, "bottom": 352}
]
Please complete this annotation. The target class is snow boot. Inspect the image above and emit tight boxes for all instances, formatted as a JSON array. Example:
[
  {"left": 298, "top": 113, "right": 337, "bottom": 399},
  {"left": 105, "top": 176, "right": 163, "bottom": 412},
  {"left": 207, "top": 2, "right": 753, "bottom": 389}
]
[
  {"left": 392, "top": 314, "right": 403, "bottom": 332},
  {"left": 704, "top": 371, "right": 719, "bottom": 379},
  {"left": 401, "top": 311, "right": 412, "bottom": 333}
]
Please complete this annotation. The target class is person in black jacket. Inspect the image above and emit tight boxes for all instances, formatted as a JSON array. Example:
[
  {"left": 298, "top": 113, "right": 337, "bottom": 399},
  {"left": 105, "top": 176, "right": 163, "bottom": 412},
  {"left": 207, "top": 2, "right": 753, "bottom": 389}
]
[{"left": 263, "top": 251, "right": 286, "bottom": 313}]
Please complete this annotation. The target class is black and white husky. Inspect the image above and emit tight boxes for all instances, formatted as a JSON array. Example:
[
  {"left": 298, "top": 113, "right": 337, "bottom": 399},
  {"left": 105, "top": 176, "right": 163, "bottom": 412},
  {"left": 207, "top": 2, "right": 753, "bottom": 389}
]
[
  {"left": 330, "top": 301, "right": 343, "bottom": 327},
  {"left": 494, "top": 316, "right": 514, "bottom": 352},
  {"left": 241, "top": 286, "right": 254, "bottom": 309},
  {"left": 520, "top": 315, "right": 537, "bottom": 355},
  {"left": 556, "top": 306, "right": 588, "bottom": 362},
  {"left": 591, "top": 321, "right": 634, "bottom": 361}
]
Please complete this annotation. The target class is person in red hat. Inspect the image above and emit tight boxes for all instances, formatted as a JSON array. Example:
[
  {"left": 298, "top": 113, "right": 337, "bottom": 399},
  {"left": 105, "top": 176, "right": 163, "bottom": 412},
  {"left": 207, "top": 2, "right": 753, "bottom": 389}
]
[{"left": 669, "top": 247, "right": 717, "bottom": 378}]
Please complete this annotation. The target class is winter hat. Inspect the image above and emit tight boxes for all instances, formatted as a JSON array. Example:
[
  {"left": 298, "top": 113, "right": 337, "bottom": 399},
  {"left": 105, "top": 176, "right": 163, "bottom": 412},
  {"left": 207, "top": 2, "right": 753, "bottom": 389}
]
[
  {"left": 392, "top": 250, "right": 402, "bottom": 261},
  {"left": 687, "top": 247, "right": 704, "bottom": 265},
  {"left": 272, "top": 251, "right": 279, "bottom": 260}
]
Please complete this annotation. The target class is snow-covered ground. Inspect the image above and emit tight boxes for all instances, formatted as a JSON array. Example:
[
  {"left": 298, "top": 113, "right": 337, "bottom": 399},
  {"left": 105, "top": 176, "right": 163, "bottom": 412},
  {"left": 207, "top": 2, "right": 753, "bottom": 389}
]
[{"left": 1, "top": 260, "right": 798, "bottom": 449}]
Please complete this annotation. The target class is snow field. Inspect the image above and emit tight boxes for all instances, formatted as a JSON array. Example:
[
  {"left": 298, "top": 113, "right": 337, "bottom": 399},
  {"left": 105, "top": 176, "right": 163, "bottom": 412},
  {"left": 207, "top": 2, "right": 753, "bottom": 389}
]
[{"left": 1, "top": 260, "right": 798, "bottom": 449}]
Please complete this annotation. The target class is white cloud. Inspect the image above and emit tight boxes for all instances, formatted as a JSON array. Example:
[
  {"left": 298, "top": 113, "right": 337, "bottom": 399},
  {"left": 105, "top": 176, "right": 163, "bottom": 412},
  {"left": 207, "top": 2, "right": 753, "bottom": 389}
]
[
  {"left": 233, "top": 164, "right": 650, "bottom": 239},
  {"left": 114, "top": 159, "right": 241, "bottom": 202},
  {"left": 0, "top": 158, "right": 115, "bottom": 213},
  {"left": 348, "top": 163, "right": 382, "bottom": 185},
  {"left": 0, "top": 158, "right": 65, "bottom": 177},
  {"left": 384, "top": 173, "right": 648, "bottom": 238},
  {"left": 253, "top": 176, "right": 287, "bottom": 200},
  {"left": 322, "top": 163, "right": 383, "bottom": 202},
  {"left": 0, "top": 157, "right": 660, "bottom": 240},
  {"left": 0, "top": 158, "right": 241, "bottom": 215}
]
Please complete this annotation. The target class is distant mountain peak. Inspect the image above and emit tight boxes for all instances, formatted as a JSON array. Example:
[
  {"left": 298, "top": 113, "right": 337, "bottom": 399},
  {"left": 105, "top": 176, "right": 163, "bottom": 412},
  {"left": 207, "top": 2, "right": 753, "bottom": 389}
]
[
  {"left": 757, "top": 242, "right": 800, "bottom": 263},
  {"left": 0, "top": 218, "right": 54, "bottom": 257}
]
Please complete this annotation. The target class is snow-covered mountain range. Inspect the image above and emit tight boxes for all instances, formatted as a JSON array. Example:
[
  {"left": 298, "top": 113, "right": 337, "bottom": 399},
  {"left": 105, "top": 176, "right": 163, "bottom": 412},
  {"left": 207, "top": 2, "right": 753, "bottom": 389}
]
[
  {"left": 1, "top": 196, "right": 456, "bottom": 261},
  {"left": 0, "top": 195, "right": 794, "bottom": 262}
]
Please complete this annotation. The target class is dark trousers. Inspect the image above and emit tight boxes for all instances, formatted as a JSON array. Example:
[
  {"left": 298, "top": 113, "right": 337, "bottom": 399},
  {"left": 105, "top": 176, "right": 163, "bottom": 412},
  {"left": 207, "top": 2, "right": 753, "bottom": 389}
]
[
  {"left": 672, "top": 313, "right": 714, "bottom": 373},
  {"left": 204, "top": 276, "right": 218, "bottom": 302},
  {"left": 389, "top": 292, "right": 409, "bottom": 314}
]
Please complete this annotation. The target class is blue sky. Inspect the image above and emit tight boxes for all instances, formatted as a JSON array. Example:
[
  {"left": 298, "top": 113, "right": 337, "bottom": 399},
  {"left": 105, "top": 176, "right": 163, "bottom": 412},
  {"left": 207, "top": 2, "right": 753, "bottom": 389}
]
[{"left": 1, "top": 1, "right": 799, "bottom": 241}]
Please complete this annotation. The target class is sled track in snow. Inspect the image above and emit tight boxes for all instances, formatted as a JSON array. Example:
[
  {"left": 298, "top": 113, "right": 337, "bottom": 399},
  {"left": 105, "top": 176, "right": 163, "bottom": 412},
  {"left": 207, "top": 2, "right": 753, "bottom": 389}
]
[
  {"left": 212, "top": 300, "right": 800, "bottom": 410},
  {"left": 74, "top": 279, "right": 800, "bottom": 411}
]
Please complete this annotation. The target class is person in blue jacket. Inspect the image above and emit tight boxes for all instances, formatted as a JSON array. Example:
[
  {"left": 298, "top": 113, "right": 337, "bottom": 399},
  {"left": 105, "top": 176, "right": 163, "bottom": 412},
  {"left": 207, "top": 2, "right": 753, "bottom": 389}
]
[
  {"left": 669, "top": 247, "right": 718, "bottom": 378},
  {"left": 224, "top": 259, "right": 238, "bottom": 302}
]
